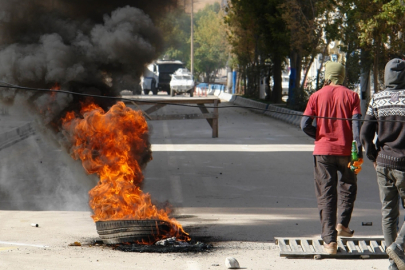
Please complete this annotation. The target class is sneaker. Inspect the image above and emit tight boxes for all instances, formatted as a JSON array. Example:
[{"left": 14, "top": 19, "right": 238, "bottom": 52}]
[
  {"left": 386, "top": 243, "right": 405, "bottom": 270},
  {"left": 336, "top": 224, "right": 354, "bottom": 237},
  {"left": 389, "top": 261, "right": 399, "bottom": 270},
  {"left": 323, "top": 242, "right": 337, "bottom": 255}
]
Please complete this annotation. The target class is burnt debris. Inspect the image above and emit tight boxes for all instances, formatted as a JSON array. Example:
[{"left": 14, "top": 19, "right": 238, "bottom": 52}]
[{"left": 112, "top": 237, "right": 213, "bottom": 253}]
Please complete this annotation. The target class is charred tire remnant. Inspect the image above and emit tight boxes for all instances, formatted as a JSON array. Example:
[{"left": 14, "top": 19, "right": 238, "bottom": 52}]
[{"left": 96, "top": 220, "right": 171, "bottom": 244}]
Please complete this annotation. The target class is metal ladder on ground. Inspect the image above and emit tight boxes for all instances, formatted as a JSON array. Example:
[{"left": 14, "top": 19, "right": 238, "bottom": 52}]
[{"left": 275, "top": 237, "right": 387, "bottom": 259}]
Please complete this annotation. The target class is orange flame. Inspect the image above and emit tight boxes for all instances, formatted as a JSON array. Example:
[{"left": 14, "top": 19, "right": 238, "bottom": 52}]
[
  {"left": 39, "top": 83, "right": 61, "bottom": 115},
  {"left": 50, "top": 83, "right": 60, "bottom": 99},
  {"left": 61, "top": 101, "right": 190, "bottom": 242}
]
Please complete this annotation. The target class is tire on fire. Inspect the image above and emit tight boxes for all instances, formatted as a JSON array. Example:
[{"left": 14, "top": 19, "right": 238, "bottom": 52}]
[{"left": 96, "top": 219, "right": 172, "bottom": 244}]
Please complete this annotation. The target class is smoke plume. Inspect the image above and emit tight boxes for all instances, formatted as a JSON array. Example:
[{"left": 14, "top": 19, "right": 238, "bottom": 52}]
[
  {"left": 0, "top": 0, "right": 176, "bottom": 114},
  {"left": 0, "top": 0, "right": 175, "bottom": 210}
]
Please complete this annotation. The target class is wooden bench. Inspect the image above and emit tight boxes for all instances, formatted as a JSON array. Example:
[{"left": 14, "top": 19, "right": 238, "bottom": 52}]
[{"left": 123, "top": 96, "right": 220, "bottom": 138}]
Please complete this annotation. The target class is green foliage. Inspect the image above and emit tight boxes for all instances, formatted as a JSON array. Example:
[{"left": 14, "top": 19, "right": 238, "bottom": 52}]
[
  {"left": 345, "top": 50, "right": 362, "bottom": 90},
  {"left": 345, "top": 0, "right": 405, "bottom": 92},
  {"left": 290, "top": 87, "right": 315, "bottom": 111},
  {"left": 159, "top": 0, "right": 405, "bottom": 100},
  {"left": 287, "top": 75, "right": 319, "bottom": 111},
  {"left": 157, "top": 8, "right": 191, "bottom": 66},
  {"left": 158, "top": 3, "right": 229, "bottom": 82},
  {"left": 225, "top": 0, "right": 290, "bottom": 101},
  {"left": 194, "top": 4, "right": 230, "bottom": 82}
]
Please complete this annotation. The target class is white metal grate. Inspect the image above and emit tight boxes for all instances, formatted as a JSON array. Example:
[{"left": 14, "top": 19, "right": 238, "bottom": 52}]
[{"left": 275, "top": 237, "right": 388, "bottom": 259}]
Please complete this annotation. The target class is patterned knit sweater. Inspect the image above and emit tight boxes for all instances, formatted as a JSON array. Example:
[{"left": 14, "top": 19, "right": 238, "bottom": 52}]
[{"left": 360, "top": 89, "right": 405, "bottom": 171}]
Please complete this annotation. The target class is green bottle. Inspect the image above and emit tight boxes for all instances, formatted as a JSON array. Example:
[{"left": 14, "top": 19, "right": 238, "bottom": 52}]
[
  {"left": 349, "top": 140, "right": 359, "bottom": 172},
  {"left": 351, "top": 140, "right": 358, "bottom": 161}
]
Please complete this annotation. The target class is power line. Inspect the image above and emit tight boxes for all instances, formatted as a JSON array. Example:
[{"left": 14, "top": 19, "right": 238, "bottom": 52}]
[{"left": 0, "top": 82, "right": 402, "bottom": 123}]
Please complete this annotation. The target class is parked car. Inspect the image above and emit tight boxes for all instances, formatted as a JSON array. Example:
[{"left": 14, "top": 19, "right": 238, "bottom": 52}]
[
  {"left": 141, "top": 60, "right": 184, "bottom": 95},
  {"left": 169, "top": 68, "right": 195, "bottom": 97}
]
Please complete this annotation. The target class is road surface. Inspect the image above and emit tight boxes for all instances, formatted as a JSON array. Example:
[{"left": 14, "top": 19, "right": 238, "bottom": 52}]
[{"left": 0, "top": 97, "right": 392, "bottom": 269}]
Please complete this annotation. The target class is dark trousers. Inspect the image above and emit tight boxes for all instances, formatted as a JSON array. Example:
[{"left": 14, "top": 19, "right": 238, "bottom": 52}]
[
  {"left": 314, "top": 155, "right": 357, "bottom": 244},
  {"left": 376, "top": 165, "right": 405, "bottom": 249}
]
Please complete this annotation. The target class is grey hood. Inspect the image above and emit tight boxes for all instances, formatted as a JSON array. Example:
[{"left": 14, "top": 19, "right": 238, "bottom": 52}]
[{"left": 385, "top": 58, "right": 405, "bottom": 90}]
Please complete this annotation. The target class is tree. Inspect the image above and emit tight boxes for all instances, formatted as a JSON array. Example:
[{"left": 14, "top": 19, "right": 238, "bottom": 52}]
[
  {"left": 280, "top": 0, "right": 344, "bottom": 108},
  {"left": 225, "top": 0, "right": 258, "bottom": 95},
  {"left": 157, "top": 8, "right": 191, "bottom": 66},
  {"left": 356, "top": 0, "right": 405, "bottom": 93},
  {"left": 225, "top": 0, "right": 290, "bottom": 102},
  {"left": 193, "top": 3, "right": 229, "bottom": 82}
]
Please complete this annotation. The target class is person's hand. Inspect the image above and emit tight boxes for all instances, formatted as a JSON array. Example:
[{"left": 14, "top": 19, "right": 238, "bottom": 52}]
[
  {"left": 373, "top": 162, "right": 377, "bottom": 169},
  {"left": 348, "top": 158, "right": 363, "bottom": 174}
]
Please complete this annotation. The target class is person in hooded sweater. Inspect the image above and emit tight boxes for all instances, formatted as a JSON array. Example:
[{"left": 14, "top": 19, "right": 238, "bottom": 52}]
[
  {"left": 301, "top": 61, "right": 363, "bottom": 255},
  {"left": 361, "top": 58, "right": 405, "bottom": 270}
]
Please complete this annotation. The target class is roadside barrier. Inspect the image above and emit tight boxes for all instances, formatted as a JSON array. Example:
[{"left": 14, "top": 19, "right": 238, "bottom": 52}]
[
  {"left": 197, "top": 87, "right": 207, "bottom": 97},
  {"left": 197, "top": 83, "right": 225, "bottom": 97},
  {"left": 210, "top": 91, "right": 302, "bottom": 128}
]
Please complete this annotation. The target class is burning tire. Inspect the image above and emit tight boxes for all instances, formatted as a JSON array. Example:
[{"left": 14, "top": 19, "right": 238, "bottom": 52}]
[{"left": 96, "top": 219, "right": 172, "bottom": 244}]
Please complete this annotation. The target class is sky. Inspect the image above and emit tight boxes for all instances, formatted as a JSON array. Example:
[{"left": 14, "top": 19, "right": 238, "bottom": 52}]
[
  {"left": 195, "top": 0, "right": 221, "bottom": 10},
  {"left": 181, "top": 0, "right": 221, "bottom": 12}
]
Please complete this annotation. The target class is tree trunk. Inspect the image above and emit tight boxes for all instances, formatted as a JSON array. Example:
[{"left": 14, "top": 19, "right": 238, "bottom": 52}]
[
  {"left": 271, "top": 54, "right": 282, "bottom": 103},
  {"left": 295, "top": 53, "right": 302, "bottom": 92},
  {"left": 316, "top": 42, "right": 330, "bottom": 90},
  {"left": 373, "top": 47, "right": 379, "bottom": 94},
  {"left": 360, "top": 49, "right": 371, "bottom": 116},
  {"left": 243, "top": 65, "right": 247, "bottom": 95},
  {"left": 289, "top": 50, "right": 302, "bottom": 106},
  {"left": 301, "top": 54, "right": 315, "bottom": 89},
  {"left": 265, "top": 67, "right": 272, "bottom": 101}
]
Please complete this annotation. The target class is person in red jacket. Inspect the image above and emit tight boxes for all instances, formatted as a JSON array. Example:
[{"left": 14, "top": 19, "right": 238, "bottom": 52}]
[
  {"left": 361, "top": 58, "right": 405, "bottom": 270},
  {"left": 301, "top": 61, "right": 362, "bottom": 255}
]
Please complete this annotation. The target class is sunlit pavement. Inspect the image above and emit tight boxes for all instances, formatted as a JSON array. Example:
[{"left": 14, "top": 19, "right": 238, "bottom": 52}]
[{"left": 0, "top": 99, "right": 391, "bottom": 270}]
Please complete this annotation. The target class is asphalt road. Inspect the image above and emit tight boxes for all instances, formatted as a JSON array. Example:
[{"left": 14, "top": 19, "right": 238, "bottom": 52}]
[{"left": 0, "top": 96, "right": 394, "bottom": 269}]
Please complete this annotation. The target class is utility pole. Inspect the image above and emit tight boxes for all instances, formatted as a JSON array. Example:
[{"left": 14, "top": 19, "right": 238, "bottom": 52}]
[{"left": 190, "top": 0, "right": 194, "bottom": 77}]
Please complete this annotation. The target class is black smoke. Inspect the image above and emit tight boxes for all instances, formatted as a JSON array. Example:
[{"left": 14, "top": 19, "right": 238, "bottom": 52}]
[
  {"left": 0, "top": 0, "right": 176, "bottom": 120},
  {"left": 0, "top": 1, "right": 176, "bottom": 211}
]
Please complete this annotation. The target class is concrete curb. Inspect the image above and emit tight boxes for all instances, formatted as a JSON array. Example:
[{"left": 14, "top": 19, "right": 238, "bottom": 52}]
[
  {"left": 0, "top": 122, "right": 36, "bottom": 151},
  {"left": 212, "top": 91, "right": 302, "bottom": 127}
]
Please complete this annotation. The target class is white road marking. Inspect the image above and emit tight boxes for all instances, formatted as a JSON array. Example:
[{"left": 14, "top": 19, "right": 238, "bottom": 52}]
[
  {"left": 152, "top": 144, "right": 314, "bottom": 152},
  {"left": 0, "top": 241, "right": 48, "bottom": 248}
]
